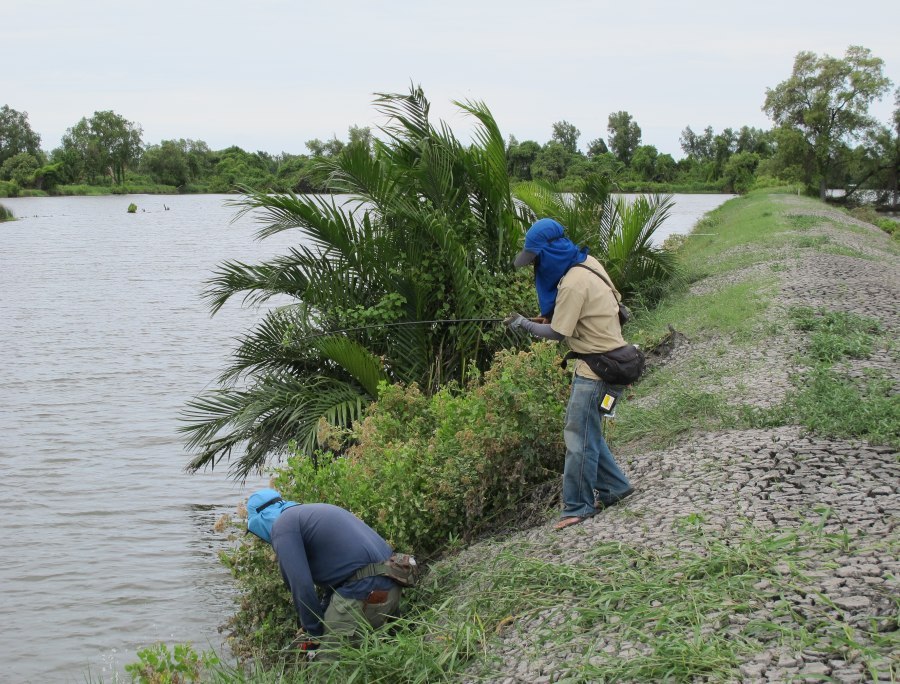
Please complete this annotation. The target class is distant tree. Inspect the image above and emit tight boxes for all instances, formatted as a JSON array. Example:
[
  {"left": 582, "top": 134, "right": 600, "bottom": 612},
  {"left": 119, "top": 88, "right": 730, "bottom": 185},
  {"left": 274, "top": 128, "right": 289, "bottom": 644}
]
[
  {"left": 305, "top": 138, "right": 326, "bottom": 157},
  {"left": 60, "top": 110, "right": 143, "bottom": 184},
  {"left": 679, "top": 125, "right": 714, "bottom": 161},
  {"left": 322, "top": 136, "right": 345, "bottom": 157},
  {"left": 630, "top": 144, "right": 659, "bottom": 181},
  {"left": 551, "top": 120, "right": 580, "bottom": 154},
  {"left": 849, "top": 87, "right": 900, "bottom": 207},
  {"left": 306, "top": 136, "right": 345, "bottom": 158},
  {"left": 531, "top": 141, "right": 571, "bottom": 182},
  {"left": 142, "top": 139, "right": 191, "bottom": 186},
  {"left": 507, "top": 137, "right": 540, "bottom": 180},
  {"left": 763, "top": 45, "right": 892, "bottom": 199},
  {"left": 607, "top": 111, "right": 641, "bottom": 165},
  {"left": 347, "top": 125, "right": 373, "bottom": 153},
  {"left": 0, "top": 152, "right": 40, "bottom": 186},
  {"left": 722, "top": 152, "right": 760, "bottom": 193},
  {"left": 586, "top": 137, "right": 608, "bottom": 157},
  {"left": 0, "top": 105, "right": 42, "bottom": 166},
  {"left": 656, "top": 153, "right": 677, "bottom": 182}
]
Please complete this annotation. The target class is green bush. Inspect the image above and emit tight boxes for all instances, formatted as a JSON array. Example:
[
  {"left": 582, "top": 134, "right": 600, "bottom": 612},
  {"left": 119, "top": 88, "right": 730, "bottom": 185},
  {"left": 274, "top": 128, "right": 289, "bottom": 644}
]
[
  {"left": 221, "top": 341, "right": 570, "bottom": 660},
  {"left": 0, "top": 180, "right": 19, "bottom": 197},
  {"left": 0, "top": 203, "right": 13, "bottom": 220},
  {"left": 124, "top": 642, "right": 219, "bottom": 683}
]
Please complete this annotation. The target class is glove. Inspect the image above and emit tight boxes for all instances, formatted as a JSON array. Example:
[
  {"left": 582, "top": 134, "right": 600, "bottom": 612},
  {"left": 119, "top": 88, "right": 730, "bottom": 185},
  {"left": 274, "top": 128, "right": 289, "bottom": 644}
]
[
  {"left": 297, "top": 641, "right": 319, "bottom": 652},
  {"left": 503, "top": 313, "right": 526, "bottom": 331}
]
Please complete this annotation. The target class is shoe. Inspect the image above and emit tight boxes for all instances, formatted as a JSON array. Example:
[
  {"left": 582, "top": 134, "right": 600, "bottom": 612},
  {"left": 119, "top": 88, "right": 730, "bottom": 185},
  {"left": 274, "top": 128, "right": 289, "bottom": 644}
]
[
  {"left": 596, "top": 487, "right": 635, "bottom": 510},
  {"left": 554, "top": 516, "right": 589, "bottom": 530}
]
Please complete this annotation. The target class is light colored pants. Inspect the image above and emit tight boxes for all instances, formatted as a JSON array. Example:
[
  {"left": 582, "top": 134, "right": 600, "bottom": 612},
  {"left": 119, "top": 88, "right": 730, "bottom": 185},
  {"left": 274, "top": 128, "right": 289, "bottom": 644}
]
[{"left": 318, "top": 583, "right": 402, "bottom": 660}]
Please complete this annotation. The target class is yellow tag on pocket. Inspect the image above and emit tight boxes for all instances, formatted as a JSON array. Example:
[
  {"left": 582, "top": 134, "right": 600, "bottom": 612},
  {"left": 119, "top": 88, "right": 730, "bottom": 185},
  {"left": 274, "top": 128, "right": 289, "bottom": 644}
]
[{"left": 600, "top": 393, "right": 616, "bottom": 411}]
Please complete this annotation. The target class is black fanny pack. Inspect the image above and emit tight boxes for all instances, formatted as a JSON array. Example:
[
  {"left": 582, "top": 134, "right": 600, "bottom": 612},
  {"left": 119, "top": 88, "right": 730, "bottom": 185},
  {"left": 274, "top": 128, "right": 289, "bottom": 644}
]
[{"left": 562, "top": 344, "right": 646, "bottom": 386}]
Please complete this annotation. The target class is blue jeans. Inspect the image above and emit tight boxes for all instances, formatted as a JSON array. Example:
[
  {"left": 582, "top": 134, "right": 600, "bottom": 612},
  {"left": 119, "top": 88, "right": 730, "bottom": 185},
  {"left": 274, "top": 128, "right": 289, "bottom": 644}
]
[{"left": 562, "top": 374, "right": 632, "bottom": 518}]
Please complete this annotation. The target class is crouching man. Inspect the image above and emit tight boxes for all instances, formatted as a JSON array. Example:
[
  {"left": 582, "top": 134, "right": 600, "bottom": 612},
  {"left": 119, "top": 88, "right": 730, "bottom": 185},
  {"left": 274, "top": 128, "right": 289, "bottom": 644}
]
[{"left": 246, "top": 488, "right": 404, "bottom": 659}]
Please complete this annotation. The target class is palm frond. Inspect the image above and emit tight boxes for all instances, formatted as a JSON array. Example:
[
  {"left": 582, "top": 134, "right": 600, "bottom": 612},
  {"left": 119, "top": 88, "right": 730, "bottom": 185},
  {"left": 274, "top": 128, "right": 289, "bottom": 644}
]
[{"left": 181, "top": 373, "right": 370, "bottom": 480}]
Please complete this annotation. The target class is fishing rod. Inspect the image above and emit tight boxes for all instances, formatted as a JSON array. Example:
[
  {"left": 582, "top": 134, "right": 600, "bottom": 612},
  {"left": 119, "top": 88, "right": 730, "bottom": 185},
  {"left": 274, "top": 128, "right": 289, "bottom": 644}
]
[{"left": 287, "top": 317, "right": 507, "bottom": 345}]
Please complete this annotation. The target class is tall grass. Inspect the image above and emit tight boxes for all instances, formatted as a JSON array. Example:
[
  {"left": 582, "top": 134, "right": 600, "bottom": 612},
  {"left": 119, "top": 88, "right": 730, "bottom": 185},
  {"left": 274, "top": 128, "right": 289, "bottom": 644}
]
[{"left": 0, "top": 203, "right": 14, "bottom": 221}]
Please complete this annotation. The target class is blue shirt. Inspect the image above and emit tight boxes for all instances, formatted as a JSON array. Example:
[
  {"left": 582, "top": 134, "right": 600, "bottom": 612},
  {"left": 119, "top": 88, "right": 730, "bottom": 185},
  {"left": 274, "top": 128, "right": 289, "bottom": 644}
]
[{"left": 270, "top": 503, "right": 395, "bottom": 637}]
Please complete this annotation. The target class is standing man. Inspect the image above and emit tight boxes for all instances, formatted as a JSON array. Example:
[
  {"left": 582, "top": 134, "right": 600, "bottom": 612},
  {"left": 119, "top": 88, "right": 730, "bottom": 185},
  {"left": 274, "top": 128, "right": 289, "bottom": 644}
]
[
  {"left": 505, "top": 218, "right": 634, "bottom": 530},
  {"left": 246, "top": 488, "right": 402, "bottom": 657}
]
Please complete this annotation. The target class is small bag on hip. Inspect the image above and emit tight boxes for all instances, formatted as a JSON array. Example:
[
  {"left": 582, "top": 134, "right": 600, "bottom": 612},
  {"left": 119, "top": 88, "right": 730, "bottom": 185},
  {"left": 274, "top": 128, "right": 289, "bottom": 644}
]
[{"left": 382, "top": 553, "right": 419, "bottom": 588}]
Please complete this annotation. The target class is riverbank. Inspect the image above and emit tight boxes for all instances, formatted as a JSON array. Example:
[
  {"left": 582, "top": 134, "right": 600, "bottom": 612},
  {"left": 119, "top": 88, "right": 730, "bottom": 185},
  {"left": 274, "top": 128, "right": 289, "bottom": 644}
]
[
  {"left": 436, "top": 191, "right": 900, "bottom": 683},
  {"left": 301, "top": 190, "right": 898, "bottom": 684}
]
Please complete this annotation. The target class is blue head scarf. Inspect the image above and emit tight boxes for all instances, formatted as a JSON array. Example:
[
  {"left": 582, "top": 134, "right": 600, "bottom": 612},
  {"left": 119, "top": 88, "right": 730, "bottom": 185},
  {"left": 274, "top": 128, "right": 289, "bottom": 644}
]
[
  {"left": 246, "top": 488, "right": 299, "bottom": 543},
  {"left": 521, "top": 218, "right": 588, "bottom": 317}
]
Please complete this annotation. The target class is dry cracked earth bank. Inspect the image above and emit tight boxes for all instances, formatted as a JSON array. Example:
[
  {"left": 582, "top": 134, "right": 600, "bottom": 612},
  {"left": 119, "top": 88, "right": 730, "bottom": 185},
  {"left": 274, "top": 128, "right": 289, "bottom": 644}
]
[{"left": 456, "top": 198, "right": 899, "bottom": 683}]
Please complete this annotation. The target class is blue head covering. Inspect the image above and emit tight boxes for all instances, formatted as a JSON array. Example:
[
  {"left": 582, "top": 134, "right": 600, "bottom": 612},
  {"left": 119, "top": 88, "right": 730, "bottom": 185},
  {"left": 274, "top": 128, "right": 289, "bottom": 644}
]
[
  {"left": 516, "top": 218, "right": 588, "bottom": 317},
  {"left": 246, "top": 488, "right": 299, "bottom": 543}
]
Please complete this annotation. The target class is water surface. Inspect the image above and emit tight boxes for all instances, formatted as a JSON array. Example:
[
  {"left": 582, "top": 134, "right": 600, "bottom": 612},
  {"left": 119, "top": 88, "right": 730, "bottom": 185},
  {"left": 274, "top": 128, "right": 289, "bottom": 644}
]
[{"left": 0, "top": 192, "right": 733, "bottom": 682}]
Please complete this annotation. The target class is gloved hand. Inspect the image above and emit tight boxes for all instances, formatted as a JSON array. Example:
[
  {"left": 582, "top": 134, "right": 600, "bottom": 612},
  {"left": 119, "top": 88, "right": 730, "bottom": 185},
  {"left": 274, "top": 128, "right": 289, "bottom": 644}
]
[{"left": 503, "top": 313, "right": 526, "bottom": 330}]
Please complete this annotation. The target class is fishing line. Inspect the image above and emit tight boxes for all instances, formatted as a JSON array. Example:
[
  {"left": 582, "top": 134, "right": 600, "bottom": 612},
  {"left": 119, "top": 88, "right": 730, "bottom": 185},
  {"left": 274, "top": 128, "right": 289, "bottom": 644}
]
[{"left": 287, "top": 317, "right": 506, "bottom": 345}]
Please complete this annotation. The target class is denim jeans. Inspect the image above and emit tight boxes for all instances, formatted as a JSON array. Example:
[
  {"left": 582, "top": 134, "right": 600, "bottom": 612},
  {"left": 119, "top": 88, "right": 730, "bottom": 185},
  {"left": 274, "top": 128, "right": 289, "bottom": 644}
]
[{"left": 562, "top": 374, "right": 632, "bottom": 518}]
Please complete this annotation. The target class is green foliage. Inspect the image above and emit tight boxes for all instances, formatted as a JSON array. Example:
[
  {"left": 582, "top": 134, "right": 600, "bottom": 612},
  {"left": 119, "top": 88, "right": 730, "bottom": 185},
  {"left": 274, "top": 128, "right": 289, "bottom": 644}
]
[
  {"left": 182, "top": 86, "right": 543, "bottom": 477},
  {"left": 607, "top": 111, "right": 642, "bottom": 164},
  {"left": 0, "top": 104, "right": 42, "bottom": 166},
  {"left": 221, "top": 342, "right": 569, "bottom": 658},
  {"left": 0, "top": 202, "right": 13, "bottom": 220},
  {"left": 789, "top": 307, "right": 882, "bottom": 362},
  {"left": 0, "top": 151, "right": 40, "bottom": 185},
  {"left": 763, "top": 45, "right": 892, "bottom": 199},
  {"left": 124, "top": 642, "right": 219, "bottom": 683},
  {"left": 59, "top": 110, "right": 143, "bottom": 185},
  {"left": 127, "top": 203, "right": 138, "bottom": 213},
  {"left": 0, "top": 181, "right": 17, "bottom": 198}
]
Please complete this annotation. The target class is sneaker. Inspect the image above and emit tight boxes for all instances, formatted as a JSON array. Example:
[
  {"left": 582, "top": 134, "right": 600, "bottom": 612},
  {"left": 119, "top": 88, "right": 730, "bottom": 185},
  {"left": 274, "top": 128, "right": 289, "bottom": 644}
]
[{"left": 596, "top": 487, "right": 635, "bottom": 510}]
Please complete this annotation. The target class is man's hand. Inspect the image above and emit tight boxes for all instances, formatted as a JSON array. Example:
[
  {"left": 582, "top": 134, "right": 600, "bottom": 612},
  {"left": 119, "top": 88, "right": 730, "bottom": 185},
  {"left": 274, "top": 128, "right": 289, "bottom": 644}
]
[{"left": 503, "top": 313, "right": 526, "bottom": 330}]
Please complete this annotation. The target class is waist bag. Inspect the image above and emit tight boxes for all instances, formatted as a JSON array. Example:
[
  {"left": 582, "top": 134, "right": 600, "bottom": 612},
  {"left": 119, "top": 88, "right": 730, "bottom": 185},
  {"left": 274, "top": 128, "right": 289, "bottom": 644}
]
[{"left": 563, "top": 344, "right": 646, "bottom": 386}]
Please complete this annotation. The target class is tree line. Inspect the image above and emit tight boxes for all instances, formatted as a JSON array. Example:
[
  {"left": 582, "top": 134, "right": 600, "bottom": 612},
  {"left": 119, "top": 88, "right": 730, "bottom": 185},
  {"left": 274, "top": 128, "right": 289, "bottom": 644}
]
[{"left": 1, "top": 45, "right": 897, "bottom": 204}]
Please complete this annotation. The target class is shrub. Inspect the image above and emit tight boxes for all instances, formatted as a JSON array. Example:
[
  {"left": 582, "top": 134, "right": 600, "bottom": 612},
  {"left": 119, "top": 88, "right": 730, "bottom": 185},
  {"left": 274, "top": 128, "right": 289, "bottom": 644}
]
[
  {"left": 0, "top": 180, "right": 19, "bottom": 197},
  {"left": 124, "top": 642, "right": 219, "bottom": 683},
  {"left": 0, "top": 203, "right": 13, "bottom": 221},
  {"left": 221, "top": 341, "right": 570, "bottom": 659}
]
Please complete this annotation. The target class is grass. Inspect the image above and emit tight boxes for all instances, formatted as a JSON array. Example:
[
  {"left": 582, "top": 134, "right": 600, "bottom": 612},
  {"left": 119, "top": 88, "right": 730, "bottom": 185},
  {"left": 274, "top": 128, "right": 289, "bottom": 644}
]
[
  {"left": 168, "top": 522, "right": 895, "bottom": 683},
  {"left": 0, "top": 203, "right": 13, "bottom": 221}
]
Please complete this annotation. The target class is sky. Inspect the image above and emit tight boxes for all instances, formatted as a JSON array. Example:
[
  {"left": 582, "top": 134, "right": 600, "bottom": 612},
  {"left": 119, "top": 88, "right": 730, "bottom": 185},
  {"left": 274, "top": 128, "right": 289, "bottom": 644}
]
[{"left": 3, "top": 0, "right": 899, "bottom": 160}]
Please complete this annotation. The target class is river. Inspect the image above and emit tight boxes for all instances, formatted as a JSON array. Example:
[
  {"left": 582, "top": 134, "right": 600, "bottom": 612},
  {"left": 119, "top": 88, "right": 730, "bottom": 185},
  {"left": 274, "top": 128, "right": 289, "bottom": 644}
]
[{"left": 0, "top": 192, "right": 733, "bottom": 682}]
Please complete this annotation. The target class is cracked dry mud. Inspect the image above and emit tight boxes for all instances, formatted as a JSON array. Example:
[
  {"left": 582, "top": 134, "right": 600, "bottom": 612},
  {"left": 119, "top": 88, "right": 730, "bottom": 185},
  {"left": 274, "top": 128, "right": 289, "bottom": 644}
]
[{"left": 457, "top": 198, "right": 899, "bottom": 683}]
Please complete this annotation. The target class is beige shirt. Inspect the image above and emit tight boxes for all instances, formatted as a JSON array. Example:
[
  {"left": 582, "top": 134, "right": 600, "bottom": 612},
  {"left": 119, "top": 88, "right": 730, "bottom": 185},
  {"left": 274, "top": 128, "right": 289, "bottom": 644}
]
[{"left": 550, "top": 255, "right": 626, "bottom": 380}]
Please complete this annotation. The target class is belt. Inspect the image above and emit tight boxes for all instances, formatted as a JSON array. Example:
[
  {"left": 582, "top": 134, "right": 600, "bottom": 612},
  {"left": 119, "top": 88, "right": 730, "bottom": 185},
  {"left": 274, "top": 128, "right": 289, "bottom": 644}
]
[{"left": 338, "top": 560, "right": 389, "bottom": 589}]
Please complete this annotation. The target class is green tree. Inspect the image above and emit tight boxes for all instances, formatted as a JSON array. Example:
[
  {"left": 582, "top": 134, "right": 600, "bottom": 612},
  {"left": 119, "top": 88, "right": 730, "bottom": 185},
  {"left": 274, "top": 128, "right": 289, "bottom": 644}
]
[
  {"left": 506, "top": 137, "right": 540, "bottom": 180},
  {"left": 60, "top": 110, "right": 143, "bottom": 184},
  {"left": 0, "top": 152, "right": 40, "bottom": 186},
  {"left": 531, "top": 141, "right": 571, "bottom": 183},
  {"left": 607, "top": 111, "right": 642, "bottom": 165},
  {"left": 722, "top": 152, "right": 761, "bottom": 193},
  {"left": 551, "top": 120, "right": 580, "bottom": 154},
  {"left": 0, "top": 105, "right": 42, "bottom": 166},
  {"left": 586, "top": 137, "right": 609, "bottom": 157},
  {"left": 141, "top": 139, "right": 191, "bottom": 186},
  {"left": 763, "top": 45, "right": 892, "bottom": 199},
  {"left": 182, "top": 86, "right": 529, "bottom": 478},
  {"left": 347, "top": 125, "right": 373, "bottom": 153},
  {"left": 630, "top": 144, "right": 659, "bottom": 181}
]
